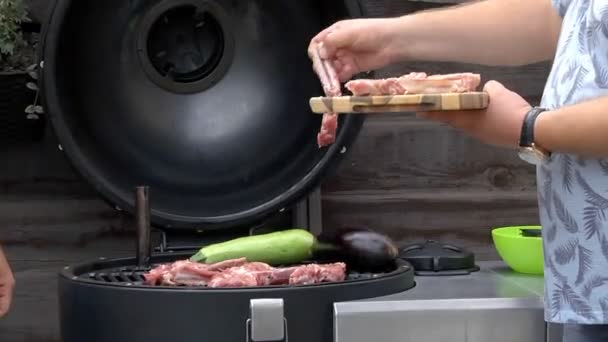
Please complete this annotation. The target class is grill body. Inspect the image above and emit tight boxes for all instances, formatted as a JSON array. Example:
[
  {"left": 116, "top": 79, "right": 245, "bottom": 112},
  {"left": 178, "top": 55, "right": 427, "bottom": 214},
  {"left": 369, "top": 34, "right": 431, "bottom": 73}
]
[{"left": 59, "top": 253, "right": 415, "bottom": 342}]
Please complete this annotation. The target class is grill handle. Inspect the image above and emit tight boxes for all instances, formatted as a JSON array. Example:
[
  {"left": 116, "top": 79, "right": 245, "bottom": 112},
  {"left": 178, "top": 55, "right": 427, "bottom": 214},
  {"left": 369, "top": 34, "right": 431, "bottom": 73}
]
[
  {"left": 247, "top": 298, "right": 287, "bottom": 342},
  {"left": 135, "top": 186, "right": 151, "bottom": 268}
]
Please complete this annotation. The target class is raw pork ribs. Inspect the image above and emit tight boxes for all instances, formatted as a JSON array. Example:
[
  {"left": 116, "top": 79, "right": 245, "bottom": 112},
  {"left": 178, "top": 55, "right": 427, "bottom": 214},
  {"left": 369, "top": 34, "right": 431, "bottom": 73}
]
[
  {"left": 143, "top": 257, "right": 347, "bottom": 288},
  {"left": 309, "top": 44, "right": 482, "bottom": 148},
  {"left": 310, "top": 44, "right": 341, "bottom": 148},
  {"left": 344, "top": 72, "right": 480, "bottom": 96}
]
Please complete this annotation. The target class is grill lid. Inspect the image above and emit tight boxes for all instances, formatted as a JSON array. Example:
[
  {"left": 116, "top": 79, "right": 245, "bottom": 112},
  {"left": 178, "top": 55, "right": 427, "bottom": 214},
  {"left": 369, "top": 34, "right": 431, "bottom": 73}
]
[
  {"left": 41, "top": 0, "right": 364, "bottom": 231},
  {"left": 398, "top": 240, "right": 480, "bottom": 276}
]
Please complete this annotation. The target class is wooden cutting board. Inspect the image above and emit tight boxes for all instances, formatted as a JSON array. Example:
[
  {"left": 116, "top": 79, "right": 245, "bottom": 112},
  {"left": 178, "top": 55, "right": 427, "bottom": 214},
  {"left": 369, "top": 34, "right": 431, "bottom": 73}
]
[{"left": 309, "top": 92, "right": 489, "bottom": 114}]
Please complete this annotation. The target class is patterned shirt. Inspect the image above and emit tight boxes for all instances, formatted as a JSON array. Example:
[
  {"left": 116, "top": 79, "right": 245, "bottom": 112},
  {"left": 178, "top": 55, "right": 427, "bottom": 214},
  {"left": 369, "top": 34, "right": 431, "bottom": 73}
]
[{"left": 539, "top": 0, "right": 608, "bottom": 324}]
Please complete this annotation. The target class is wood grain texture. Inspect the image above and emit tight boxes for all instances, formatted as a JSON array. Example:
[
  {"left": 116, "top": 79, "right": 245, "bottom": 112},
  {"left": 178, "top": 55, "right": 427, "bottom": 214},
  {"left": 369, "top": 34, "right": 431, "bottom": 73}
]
[
  {"left": 322, "top": 189, "right": 540, "bottom": 261},
  {"left": 310, "top": 92, "right": 489, "bottom": 113},
  {"left": 323, "top": 116, "right": 538, "bottom": 192},
  {"left": 0, "top": 199, "right": 134, "bottom": 341}
]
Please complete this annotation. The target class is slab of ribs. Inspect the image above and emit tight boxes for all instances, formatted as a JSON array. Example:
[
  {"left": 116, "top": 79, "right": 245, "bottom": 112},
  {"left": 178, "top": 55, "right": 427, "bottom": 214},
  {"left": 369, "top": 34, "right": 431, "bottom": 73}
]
[
  {"left": 143, "top": 257, "right": 346, "bottom": 288},
  {"left": 310, "top": 44, "right": 481, "bottom": 148}
]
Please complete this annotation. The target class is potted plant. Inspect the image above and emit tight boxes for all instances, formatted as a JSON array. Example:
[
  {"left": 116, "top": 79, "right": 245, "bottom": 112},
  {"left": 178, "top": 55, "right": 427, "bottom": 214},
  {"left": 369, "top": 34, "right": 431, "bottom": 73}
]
[{"left": 0, "top": 0, "right": 44, "bottom": 144}]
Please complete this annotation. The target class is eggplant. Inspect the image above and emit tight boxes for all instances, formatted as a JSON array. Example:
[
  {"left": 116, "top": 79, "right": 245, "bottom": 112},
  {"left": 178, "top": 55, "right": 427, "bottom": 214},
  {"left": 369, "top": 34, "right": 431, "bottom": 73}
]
[{"left": 313, "top": 227, "right": 400, "bottom": 272}]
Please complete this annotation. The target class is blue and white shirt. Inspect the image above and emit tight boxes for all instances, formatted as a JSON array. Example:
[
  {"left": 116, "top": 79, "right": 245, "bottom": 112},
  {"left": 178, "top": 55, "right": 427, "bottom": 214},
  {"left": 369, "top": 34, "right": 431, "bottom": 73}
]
[{"left": 539, "top": 0, "right": 608, "bottom": 324}]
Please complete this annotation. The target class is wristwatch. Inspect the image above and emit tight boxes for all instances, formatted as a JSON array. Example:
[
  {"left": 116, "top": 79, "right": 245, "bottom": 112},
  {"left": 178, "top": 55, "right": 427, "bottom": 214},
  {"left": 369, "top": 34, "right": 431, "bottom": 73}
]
[{"left": 518, "top": 106, "right": 551, "bottom": 165}]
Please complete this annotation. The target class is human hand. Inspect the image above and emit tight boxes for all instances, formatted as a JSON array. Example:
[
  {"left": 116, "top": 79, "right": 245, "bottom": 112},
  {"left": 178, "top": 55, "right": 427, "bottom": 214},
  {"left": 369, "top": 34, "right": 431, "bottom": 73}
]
[
  {"left": 418, "top": 81, "right": 531, "bottom": 148},
  {"left": 308, "top": 18, "right": 401, "bottom": 82},
  {"left": 0, "top": 246, "right": 15, "bottom": 318}
]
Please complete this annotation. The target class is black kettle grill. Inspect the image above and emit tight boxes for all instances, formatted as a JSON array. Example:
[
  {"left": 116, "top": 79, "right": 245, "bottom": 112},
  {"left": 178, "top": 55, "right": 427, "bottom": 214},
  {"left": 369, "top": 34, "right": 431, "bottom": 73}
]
[{"left": 40, "top": 0, "right": 416, "bottom": 341}]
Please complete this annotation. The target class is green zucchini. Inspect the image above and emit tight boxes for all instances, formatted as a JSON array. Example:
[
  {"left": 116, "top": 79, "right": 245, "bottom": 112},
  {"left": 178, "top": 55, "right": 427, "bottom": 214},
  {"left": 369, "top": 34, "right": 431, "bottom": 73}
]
[{"left": 190, "top": 229, "right": 316, "bottom": 265}]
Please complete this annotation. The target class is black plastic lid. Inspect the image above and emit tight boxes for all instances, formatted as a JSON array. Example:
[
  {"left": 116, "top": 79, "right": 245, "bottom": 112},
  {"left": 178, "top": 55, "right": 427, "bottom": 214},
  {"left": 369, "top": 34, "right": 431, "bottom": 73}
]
[
  {"left": 398, "top": 240, "right": 480, "bottom": 276},
  {"left": 520, "top": 228, "right": 542, "bottom": 237}
]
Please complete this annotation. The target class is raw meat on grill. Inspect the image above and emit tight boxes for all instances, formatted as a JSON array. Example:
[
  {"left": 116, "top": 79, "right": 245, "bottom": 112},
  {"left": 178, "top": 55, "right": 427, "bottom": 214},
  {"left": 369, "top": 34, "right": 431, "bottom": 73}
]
[
  {"left": 288, "top": 263, "right": 348, "bottom": 285},
  {"left": 144, "top": 260, "right": 216, "bottom": 286},
  {"left": 345, "top": 72, "right": 481, "bottom": 96},
  {"left": 143, "top": 257, "right": 250, "bottom": 286},
  {"left": 143, "top": 258, "right": 347, "bottom": 288},
  {"left": 310, "top": 43, "right": 341, "bottom": 148},
  {"left": 207, "top": 262, "right": 297, "bottom": 288}
]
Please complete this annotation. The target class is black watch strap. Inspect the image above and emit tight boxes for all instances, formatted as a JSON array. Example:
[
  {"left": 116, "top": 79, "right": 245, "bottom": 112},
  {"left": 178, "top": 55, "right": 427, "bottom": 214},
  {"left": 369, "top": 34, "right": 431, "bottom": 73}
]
[{"left": 519, "top": 107, "right": 547, "bottom": 147}]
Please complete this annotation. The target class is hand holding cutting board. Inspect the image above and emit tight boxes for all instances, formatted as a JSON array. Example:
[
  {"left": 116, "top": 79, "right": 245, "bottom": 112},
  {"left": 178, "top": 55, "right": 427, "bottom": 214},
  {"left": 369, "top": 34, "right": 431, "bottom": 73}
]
[{"left": 417, "top": 80, "right": 531, "bottom": 149}]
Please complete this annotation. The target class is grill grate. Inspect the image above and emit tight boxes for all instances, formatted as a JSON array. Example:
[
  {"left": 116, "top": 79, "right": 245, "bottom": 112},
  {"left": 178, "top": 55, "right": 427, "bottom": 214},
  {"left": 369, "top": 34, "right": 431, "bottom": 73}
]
[
  {"left": 82, "top": 265, "right": 388, "bottom": 286},
  {"left": 86, "top": 266, "right": 152, "bottom": 285}
]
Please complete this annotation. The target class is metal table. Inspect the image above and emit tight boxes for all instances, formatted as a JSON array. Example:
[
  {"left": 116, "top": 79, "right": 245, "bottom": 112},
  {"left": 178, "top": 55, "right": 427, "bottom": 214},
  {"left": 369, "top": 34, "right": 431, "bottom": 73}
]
[{"left": 334, "top": 261, "right": 562, "bottom": 342}]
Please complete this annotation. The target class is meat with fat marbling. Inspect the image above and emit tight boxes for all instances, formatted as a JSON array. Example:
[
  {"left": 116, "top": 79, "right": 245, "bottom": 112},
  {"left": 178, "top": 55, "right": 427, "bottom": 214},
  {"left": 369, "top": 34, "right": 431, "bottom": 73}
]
[
  {"left": 143, "top": 258, "right": 346, "bottom": 288},
  {"left": 310, "top": 44, "right": 341, "bottom": 148},
  {"left": 345, "top": 72, "right": 481, "bottom": 96},
  {"left": 288, "top": 263, "right": 347, "bottom": 285}
]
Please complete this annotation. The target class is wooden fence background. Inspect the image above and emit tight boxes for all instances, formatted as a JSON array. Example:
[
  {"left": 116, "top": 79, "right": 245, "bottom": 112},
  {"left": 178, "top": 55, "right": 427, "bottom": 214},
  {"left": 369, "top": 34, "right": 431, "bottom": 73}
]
[{"left": 0, "top": 0, "right": 550, "bottom": 340}]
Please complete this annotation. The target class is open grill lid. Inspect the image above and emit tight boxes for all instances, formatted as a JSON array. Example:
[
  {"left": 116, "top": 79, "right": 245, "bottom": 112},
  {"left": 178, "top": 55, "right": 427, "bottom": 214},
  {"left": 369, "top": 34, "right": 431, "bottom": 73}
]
[{"left": 41, "top": 0, "right": 365, "bottom": 230}]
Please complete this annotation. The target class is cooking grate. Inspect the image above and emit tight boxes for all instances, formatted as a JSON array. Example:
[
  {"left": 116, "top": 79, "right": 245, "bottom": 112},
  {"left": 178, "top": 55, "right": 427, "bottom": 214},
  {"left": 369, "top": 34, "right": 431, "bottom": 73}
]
[
  {"left": 85, "top": 266, "right": 151, "bottom": 285},
  {"left": 82, "top": 264, "right": 390, "bottom": 286}
]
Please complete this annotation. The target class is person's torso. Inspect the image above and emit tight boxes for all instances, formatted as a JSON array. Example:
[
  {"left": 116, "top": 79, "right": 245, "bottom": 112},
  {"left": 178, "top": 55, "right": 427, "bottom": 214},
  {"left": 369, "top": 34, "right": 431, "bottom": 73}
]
[{"left": 538, "top": 0, "right": 608, "bottom": 324}]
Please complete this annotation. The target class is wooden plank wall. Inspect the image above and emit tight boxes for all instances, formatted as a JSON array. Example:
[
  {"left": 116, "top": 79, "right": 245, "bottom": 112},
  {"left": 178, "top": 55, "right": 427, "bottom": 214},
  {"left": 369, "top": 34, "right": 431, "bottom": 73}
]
[{"left": 0, "top": 0, "right": 550, "bottom": 340}]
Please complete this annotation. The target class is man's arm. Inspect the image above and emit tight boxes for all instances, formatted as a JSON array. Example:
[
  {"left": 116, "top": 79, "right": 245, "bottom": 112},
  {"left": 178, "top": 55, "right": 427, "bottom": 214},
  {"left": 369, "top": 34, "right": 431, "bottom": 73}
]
[
  {"left": 535, "top": 97, "right": 608, "bottom": 158},
  {"left": 389, "top": 0, "right": 563, "bottom": 66}
]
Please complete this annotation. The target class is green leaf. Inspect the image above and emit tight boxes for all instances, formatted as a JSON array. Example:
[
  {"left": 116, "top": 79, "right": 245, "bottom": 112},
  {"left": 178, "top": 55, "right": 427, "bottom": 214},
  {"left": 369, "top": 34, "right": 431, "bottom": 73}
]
[{"left": 26, "top": 82, "right": 38, "bottom": 91}]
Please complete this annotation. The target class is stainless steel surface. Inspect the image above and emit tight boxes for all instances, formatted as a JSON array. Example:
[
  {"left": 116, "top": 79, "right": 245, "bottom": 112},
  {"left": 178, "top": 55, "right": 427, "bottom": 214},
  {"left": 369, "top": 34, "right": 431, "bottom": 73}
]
[
  {"left": 363, "top": 261, "right": 544, "bottom": 301},
  {"left": 335, "top": 298, "right": 544, "bottom": 342},
  {"left": 334, "top": 261, "right": 551, "bottom": 342},
  {"left": 135, "top": 186, "right": 151, "bottom": 268},
  {"left": 249, "top": 299, "right": 286, "bottom": 342}
]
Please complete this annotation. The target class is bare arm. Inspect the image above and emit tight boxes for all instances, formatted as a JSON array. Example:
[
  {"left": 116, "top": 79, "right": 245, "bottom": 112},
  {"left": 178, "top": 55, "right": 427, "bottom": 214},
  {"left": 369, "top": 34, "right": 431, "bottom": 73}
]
[
  {"left": 535, "top": 97, "right": 608, "bottom": 158},
  {"left": 390, "top": 0, "right": 563, "bottom": 66},
  {"left": 0, "top": 245, "right": 14, "bottom": 318}
]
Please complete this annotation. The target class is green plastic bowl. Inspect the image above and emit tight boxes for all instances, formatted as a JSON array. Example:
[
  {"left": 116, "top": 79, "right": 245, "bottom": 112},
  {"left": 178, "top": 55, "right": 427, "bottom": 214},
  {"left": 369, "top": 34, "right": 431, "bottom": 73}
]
[{"left": 491, "top": 226, "right": 544, "bottom": 275}]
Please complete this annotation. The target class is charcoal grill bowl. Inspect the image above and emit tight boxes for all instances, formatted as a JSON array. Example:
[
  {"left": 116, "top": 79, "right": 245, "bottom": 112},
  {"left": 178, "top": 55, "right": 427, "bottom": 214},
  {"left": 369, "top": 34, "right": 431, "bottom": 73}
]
[{"left": 59, "top": 252, "right": 415, "bottom": 342}]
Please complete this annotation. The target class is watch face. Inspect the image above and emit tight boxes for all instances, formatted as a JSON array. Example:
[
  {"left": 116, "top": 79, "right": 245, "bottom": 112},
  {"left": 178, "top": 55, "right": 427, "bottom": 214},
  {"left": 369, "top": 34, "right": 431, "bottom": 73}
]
[{"left": 518, "top": 147, "right": 546, "bottom": 165}]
